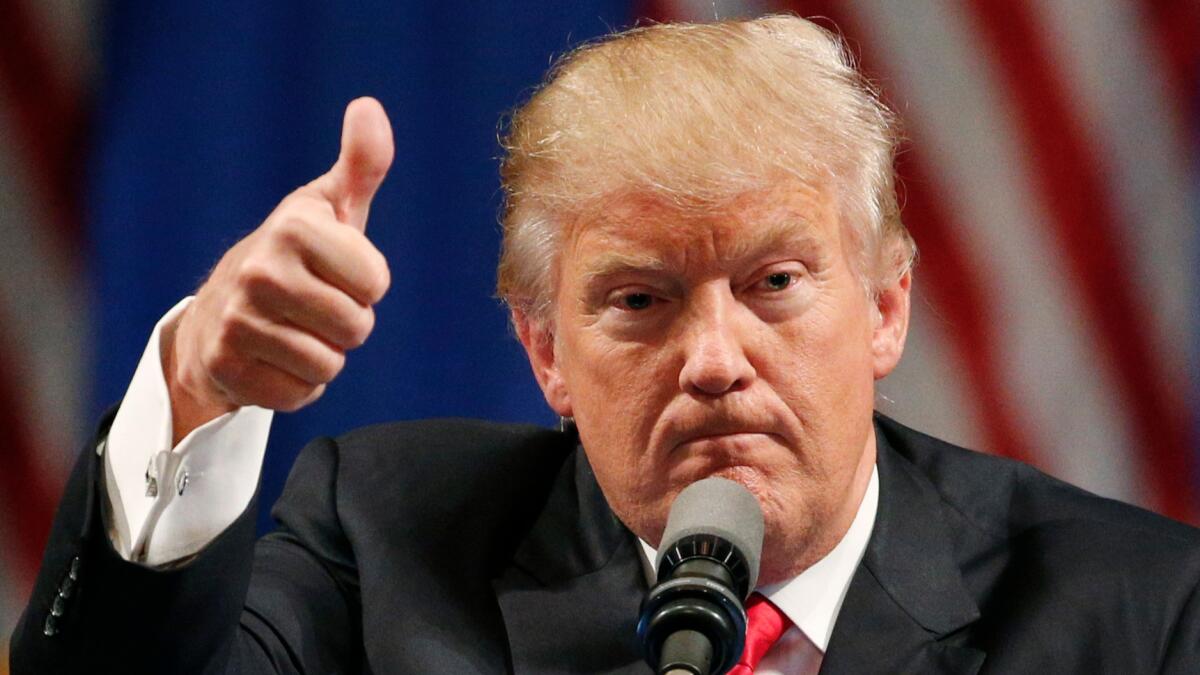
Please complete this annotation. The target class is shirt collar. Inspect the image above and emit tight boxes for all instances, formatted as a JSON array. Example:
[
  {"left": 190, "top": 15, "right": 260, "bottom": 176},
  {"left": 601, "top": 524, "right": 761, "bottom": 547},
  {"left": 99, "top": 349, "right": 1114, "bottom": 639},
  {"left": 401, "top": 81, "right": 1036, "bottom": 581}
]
[{"left": 639, "top": 464, "right": 879, "bottom": 653}]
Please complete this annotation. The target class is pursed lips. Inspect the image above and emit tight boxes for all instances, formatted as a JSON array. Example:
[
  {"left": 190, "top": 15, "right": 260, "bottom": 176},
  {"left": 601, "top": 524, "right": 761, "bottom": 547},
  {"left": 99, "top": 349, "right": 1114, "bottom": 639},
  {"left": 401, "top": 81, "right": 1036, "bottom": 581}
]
[
  {"left": 658, "top": 408, "right": 790, "bottom": 458},
  {"left": 666, "top": 431, "right": 782, "bottom": 490},
  {"left": 670, "top": 428, "right": 784, "bottom": 455}
]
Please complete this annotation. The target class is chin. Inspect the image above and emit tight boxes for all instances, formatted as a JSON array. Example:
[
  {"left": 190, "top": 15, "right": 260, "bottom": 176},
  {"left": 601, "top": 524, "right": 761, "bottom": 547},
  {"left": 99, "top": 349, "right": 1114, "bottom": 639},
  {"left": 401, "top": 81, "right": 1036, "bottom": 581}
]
[
  {"left": 757, "top": 523, "right": 818, "bottom": 585},
  {"left": 668, "top": 453, "right": 776, "bottom": 492},
  {"left": 706, "top": 464, "right": 771, "bottom": 490},
  {"left": 612, "top": 487, "right": 676, "bottom": 549}
]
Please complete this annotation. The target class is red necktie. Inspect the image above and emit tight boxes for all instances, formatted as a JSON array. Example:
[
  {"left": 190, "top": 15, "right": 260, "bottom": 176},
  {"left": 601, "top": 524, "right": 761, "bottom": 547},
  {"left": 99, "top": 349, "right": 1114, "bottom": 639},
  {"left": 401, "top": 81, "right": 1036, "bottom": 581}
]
[{"left": 727, "top": 593, "right": 794, "bottom": 674}]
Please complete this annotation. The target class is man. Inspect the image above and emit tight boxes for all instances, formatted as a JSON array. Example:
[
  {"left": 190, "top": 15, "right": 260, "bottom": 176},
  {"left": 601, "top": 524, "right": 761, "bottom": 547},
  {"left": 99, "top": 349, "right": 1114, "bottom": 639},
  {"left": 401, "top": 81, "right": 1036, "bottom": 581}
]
[{"left": 12, "top": 15, "right": 1200, "bottom": 674}]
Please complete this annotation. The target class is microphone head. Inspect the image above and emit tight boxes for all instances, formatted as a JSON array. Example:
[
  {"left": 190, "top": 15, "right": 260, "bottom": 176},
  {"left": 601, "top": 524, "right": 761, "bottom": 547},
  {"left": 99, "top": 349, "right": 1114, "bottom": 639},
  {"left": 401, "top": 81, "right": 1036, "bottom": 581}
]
[{"left": 656, "top": 477, "right": 764, "bottom": 594}]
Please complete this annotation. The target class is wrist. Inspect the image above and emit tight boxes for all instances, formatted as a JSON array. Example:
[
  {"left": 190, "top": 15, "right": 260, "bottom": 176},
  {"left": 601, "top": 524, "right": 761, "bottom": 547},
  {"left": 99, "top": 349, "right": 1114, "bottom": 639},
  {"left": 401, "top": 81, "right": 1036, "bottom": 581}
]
[{"left": 163, "top": 306, "right": 236, "bottom": 446}]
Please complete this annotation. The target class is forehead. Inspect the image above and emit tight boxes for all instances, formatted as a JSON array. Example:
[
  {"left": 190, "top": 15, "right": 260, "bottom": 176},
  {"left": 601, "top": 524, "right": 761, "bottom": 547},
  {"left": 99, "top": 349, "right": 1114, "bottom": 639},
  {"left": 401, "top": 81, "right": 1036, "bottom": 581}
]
[{"left": 565, "top": 181, "right": 841, "bottom": 268}]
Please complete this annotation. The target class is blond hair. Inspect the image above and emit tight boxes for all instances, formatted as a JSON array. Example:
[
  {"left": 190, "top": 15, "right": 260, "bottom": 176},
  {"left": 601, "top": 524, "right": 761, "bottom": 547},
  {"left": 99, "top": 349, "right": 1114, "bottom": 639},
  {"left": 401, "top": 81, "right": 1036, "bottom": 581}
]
[{"left": 497, "top": 15, "right": 914, "bottom": 320}]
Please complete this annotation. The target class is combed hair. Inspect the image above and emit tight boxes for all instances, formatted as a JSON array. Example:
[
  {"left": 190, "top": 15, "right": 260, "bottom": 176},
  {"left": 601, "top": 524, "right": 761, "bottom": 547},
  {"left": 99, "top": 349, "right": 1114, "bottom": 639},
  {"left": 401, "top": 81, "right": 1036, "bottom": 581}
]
[{"left": 497, "top": 14, "right": 915, "bottom": 321}]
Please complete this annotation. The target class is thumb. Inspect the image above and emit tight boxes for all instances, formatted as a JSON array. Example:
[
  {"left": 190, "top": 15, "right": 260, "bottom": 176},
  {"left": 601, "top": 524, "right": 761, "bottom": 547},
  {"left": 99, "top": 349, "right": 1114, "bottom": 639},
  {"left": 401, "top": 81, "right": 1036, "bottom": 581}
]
[{"left": 321, "top": 97, "right": 395, "bottom": 231}]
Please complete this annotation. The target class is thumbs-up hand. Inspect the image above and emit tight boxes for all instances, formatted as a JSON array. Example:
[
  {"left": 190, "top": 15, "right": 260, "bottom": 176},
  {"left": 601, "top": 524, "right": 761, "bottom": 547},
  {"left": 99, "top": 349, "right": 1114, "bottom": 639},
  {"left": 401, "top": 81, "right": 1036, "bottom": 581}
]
[{"left": 165, "top": 98, "right": 394, "bottom": 445}]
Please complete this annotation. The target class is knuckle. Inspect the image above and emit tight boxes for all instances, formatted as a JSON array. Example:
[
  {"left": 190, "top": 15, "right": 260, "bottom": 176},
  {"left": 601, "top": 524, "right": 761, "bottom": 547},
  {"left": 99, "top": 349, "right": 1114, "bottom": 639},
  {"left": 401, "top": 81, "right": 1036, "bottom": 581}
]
[
  {"left": 272, "top": 216, "right": 308, "bottom": 249},
  {"left": 275, "top": 383, "right": 325, "bottom": 412},
  {"left": 258, "top": 214, "right": 308, "bottom": 258},
  {"left": 274, "top": 396, "right": 306, "bottom": 413},
  {"left": 300, "top": 384, "right": 327, "bottom": 409},
  {"left": 242, "top": 368, "right": 296, "bottom": 411},
  {"left": 238, "top": 260, "right": 281, "bottom": 295},
  {"left": 367, "top": 255, "right": 390, "bottom": 304},
  {"left": 277, "top": 191, "right": 309, "bottom": 211},
  {"left": 318, "top": 350, "right": 346, "bottom": 382},
  {"left": 204, "top": 346, "right": 245, "bottom": 389},
  {"left": 217, "top": 307, "right": 253, "bottom": 343},
  {"left": 348, "top": 308, "right": 375, "bottom": 348},
  {"left": 361, "top": 163, "right": 388, "bottom": 185}
]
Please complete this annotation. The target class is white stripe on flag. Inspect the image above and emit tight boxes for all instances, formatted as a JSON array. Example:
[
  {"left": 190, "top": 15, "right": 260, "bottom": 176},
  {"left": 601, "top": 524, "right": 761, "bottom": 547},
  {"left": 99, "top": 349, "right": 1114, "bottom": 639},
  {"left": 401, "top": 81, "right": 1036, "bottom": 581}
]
[
  {"left": 0, "top": 97, "right": 89, "bottom": 477},
  {"left": 1032, "top": 0, "right": 1197, "bottom": 381},
  {"left": 877, "top": 294, "right": 987, "bottom": 453},
  {"left": 846, "top": 0, "right": 1146, "bottom": 505}
]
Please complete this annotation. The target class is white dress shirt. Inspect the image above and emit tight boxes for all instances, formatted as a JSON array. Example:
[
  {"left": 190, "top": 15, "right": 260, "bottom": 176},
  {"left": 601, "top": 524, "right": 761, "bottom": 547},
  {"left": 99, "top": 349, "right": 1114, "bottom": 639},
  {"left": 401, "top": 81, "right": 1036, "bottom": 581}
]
[
  {"left": 640, "top": 467, "right": 879, "bottom": 675},
  {"left": 105, "top": 297, "right": 273, "bottom": 564}
]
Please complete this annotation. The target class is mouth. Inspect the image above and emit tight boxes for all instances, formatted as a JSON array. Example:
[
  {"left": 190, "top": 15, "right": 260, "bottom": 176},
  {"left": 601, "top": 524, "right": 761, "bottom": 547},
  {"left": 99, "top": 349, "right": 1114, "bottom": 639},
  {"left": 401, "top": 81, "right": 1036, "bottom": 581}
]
[
  {"left": 667, "top": 439, "right": 775, "bottom": 496},
  {"left": 675, "top": 431, "right": 777, "bottom": 451},
  {"left": 673, "top": 427, "right": 783, "bottom": 449},
  {"left": 667, "top": 432, "right": 784, "bottom": 485}
]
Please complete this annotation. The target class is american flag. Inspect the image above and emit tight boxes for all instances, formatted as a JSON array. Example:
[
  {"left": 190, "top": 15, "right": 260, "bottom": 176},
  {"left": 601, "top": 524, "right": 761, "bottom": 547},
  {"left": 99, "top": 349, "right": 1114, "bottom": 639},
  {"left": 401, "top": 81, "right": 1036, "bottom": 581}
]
[
  {"left": 1, "top": 0, "right": 1196, "bottom": 664},
  {"left": 0, "top": 0, "right": 92, "bottom": 665}
]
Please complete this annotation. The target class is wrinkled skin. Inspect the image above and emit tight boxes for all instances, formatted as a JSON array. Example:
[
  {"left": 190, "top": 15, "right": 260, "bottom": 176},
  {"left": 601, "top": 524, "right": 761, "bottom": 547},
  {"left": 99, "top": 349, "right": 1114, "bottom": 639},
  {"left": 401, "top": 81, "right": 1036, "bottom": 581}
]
[{"left": 516, "top": 181, "right": 911, "bottom": 585}]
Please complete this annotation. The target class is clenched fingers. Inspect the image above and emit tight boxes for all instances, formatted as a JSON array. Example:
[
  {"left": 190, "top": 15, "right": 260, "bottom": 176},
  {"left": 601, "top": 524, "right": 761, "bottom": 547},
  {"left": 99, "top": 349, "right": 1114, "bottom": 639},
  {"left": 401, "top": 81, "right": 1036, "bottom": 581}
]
[
  {"left": 226, "top": 311, "right": 346, "bottom": 386},
  {"left": 241, "top": 260, "right": 374, "bottom": 351},
  {"left": 202, "top": 309, "right": 340, "bottom": 411},
  {"left": 267, "top": 204, "right": 390, "bottom": 306}
]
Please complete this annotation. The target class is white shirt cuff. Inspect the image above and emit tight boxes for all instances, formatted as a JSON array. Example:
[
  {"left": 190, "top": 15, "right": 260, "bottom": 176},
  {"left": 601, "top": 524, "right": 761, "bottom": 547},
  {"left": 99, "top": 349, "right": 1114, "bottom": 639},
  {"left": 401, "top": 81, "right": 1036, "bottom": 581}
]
[{"left": 104, "top": 297, "right": 273, "bottom": 565}]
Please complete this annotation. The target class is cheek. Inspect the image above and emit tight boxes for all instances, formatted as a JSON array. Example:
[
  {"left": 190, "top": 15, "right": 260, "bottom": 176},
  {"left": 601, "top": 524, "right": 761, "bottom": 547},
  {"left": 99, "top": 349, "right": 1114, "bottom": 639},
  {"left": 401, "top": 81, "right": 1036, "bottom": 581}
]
[
  {"left": 763, "top": 294, "right": 877, "bottom": 426},
  {"left": 813, "top": 287, "right": 876, "bottom": 371},
  {"left": 558, "top": 329, "right": 681, "bottom": 535},
  {"left": 560, "top": 331, "right": 667, "bottom": 462},
  {"left": 564, "top": 328, "right": 662, "bottom": 415}
]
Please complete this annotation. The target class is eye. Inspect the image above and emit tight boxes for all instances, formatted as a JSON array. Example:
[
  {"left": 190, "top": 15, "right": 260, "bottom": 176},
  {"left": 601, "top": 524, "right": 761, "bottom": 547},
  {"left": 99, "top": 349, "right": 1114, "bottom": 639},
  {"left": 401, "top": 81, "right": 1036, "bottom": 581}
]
[
  {"left": 761, "top": 271, "right": 796, "bottom": 292},
  {"left": 621, "top": 292, "right": 654, "bottom": 310},
  {"left": 601, "top": 284, "right": 671, "bottom": 316}
]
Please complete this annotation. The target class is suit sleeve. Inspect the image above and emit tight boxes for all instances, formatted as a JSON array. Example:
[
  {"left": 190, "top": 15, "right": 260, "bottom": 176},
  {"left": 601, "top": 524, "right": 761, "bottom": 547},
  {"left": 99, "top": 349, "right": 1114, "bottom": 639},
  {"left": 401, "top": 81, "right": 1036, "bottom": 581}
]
[
  {"left": 10, "top": 417, "right": 362, "bottom": 674},
  {"left": 1160, "top": 576, "right": 1200, "bottom": 673}
]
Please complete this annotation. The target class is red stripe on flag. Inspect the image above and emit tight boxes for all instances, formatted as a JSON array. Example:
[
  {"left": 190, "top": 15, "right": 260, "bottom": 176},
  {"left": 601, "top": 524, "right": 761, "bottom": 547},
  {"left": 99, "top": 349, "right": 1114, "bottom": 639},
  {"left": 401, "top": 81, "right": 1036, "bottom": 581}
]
[
  {"left": 1140, "top": 0, "right": 1200, "bottom": 120},
  {"left": 634, "top": 0, "right": 676, "bottom": 22},
  {"left": 892, "top": 155, "right": 1040, "bottom": 466},
  {"left": 0, "top": 0, "right": 87, "bottom": 261},
  {"left": 965, "top": 0, "right": 1196, "bottom": 522}
]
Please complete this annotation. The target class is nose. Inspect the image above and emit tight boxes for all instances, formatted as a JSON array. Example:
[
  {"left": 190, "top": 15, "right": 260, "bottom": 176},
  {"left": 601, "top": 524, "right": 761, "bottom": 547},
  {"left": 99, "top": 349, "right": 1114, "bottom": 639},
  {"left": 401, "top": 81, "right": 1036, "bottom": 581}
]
[{"left": 677, "top": 288, "right": 757, "bottom": 397}]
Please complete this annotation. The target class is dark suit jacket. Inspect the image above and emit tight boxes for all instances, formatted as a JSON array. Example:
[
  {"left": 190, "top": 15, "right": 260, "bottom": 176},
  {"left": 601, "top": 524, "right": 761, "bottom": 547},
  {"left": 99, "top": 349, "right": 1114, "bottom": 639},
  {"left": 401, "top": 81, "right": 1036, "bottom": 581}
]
[{"left": 11, "top": 413, "right": 1200, "bottom": 673}]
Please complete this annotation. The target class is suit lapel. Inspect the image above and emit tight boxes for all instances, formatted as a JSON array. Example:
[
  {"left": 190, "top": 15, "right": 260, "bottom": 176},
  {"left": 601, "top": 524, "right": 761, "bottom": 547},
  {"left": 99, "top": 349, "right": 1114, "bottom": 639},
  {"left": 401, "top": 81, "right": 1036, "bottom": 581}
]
[
  {"left": 492, "top": 447, "right": 652, "bottom": 674},
  {"left": 821, "top": 427, "right": 985, "bottom": 675},
  {"left": 493, "top": 423, "right": 987, "bottom": 674}
]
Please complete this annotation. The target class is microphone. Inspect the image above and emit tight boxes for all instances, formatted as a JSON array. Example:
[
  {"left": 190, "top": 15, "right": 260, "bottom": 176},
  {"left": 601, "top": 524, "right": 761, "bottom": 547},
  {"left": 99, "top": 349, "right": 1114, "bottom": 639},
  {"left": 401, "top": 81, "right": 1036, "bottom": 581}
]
[{"left": 637, "top": 477, "right": 765, "bottom": 675}]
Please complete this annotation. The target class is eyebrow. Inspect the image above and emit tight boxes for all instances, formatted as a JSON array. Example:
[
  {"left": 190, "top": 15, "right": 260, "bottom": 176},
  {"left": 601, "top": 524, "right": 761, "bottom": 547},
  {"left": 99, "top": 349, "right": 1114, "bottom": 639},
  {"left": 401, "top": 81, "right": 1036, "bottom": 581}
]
[
  {"left": 721, "top": 219, "right": 823, "bottom": 262},
  {"left": 581, "top": 251, "right": 670, "bottom": 282},
  {"left": 579, "top": 218, "right": 825, "bottom": 283}
]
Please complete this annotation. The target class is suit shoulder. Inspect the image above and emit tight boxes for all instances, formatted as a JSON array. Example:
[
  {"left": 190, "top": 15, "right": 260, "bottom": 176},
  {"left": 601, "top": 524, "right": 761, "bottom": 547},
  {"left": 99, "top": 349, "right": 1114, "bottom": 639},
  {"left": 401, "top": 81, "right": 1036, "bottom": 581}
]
[
  {"left": 876, "top": 413, "right": 1200, "bottom": 552},
  {"left": 310, "top": 418, "right": 576, "bottom": 566},
  {"left": 334, "top": 417, "right": 569, "bottom": 464},
  {"left": 327, "top": 417, "right": 575, "bottom": 508}
]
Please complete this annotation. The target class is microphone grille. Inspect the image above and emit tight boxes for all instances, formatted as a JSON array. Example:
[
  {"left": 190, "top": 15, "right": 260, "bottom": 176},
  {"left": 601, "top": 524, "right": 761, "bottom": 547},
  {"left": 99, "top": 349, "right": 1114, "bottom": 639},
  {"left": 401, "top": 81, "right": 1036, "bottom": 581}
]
[{"left": 656, "top": 477, "right": 764, "bottom": 593}]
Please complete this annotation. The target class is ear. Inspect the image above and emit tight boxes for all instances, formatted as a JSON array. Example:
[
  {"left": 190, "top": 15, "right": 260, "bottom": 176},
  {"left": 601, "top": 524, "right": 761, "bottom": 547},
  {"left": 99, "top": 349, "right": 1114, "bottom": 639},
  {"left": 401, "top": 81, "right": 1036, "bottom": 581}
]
[
  {"left": 513, "top": 309, "right": 574, "bottom": 417},
  {"left": 871, "top": 270, "right": 912, "bottom": 380}
]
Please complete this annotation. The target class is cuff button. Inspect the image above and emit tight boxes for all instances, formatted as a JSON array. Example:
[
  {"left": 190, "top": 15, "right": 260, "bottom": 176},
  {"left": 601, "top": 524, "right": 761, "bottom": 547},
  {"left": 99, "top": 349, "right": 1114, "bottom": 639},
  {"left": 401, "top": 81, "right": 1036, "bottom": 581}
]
[
  {"left": 42, "top": 615, "right": 58, "bottom": 637},
  {"left": 58, "top": 575, "right": 74, "bottom": 599}
]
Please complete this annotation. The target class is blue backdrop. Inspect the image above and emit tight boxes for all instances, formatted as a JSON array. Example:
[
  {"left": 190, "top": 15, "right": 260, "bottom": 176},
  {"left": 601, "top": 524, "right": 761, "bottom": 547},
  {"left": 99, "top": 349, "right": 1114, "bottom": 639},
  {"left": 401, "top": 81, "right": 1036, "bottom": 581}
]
[{"left": 88, "top": 2, "right": 631, "bottom": 532}]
